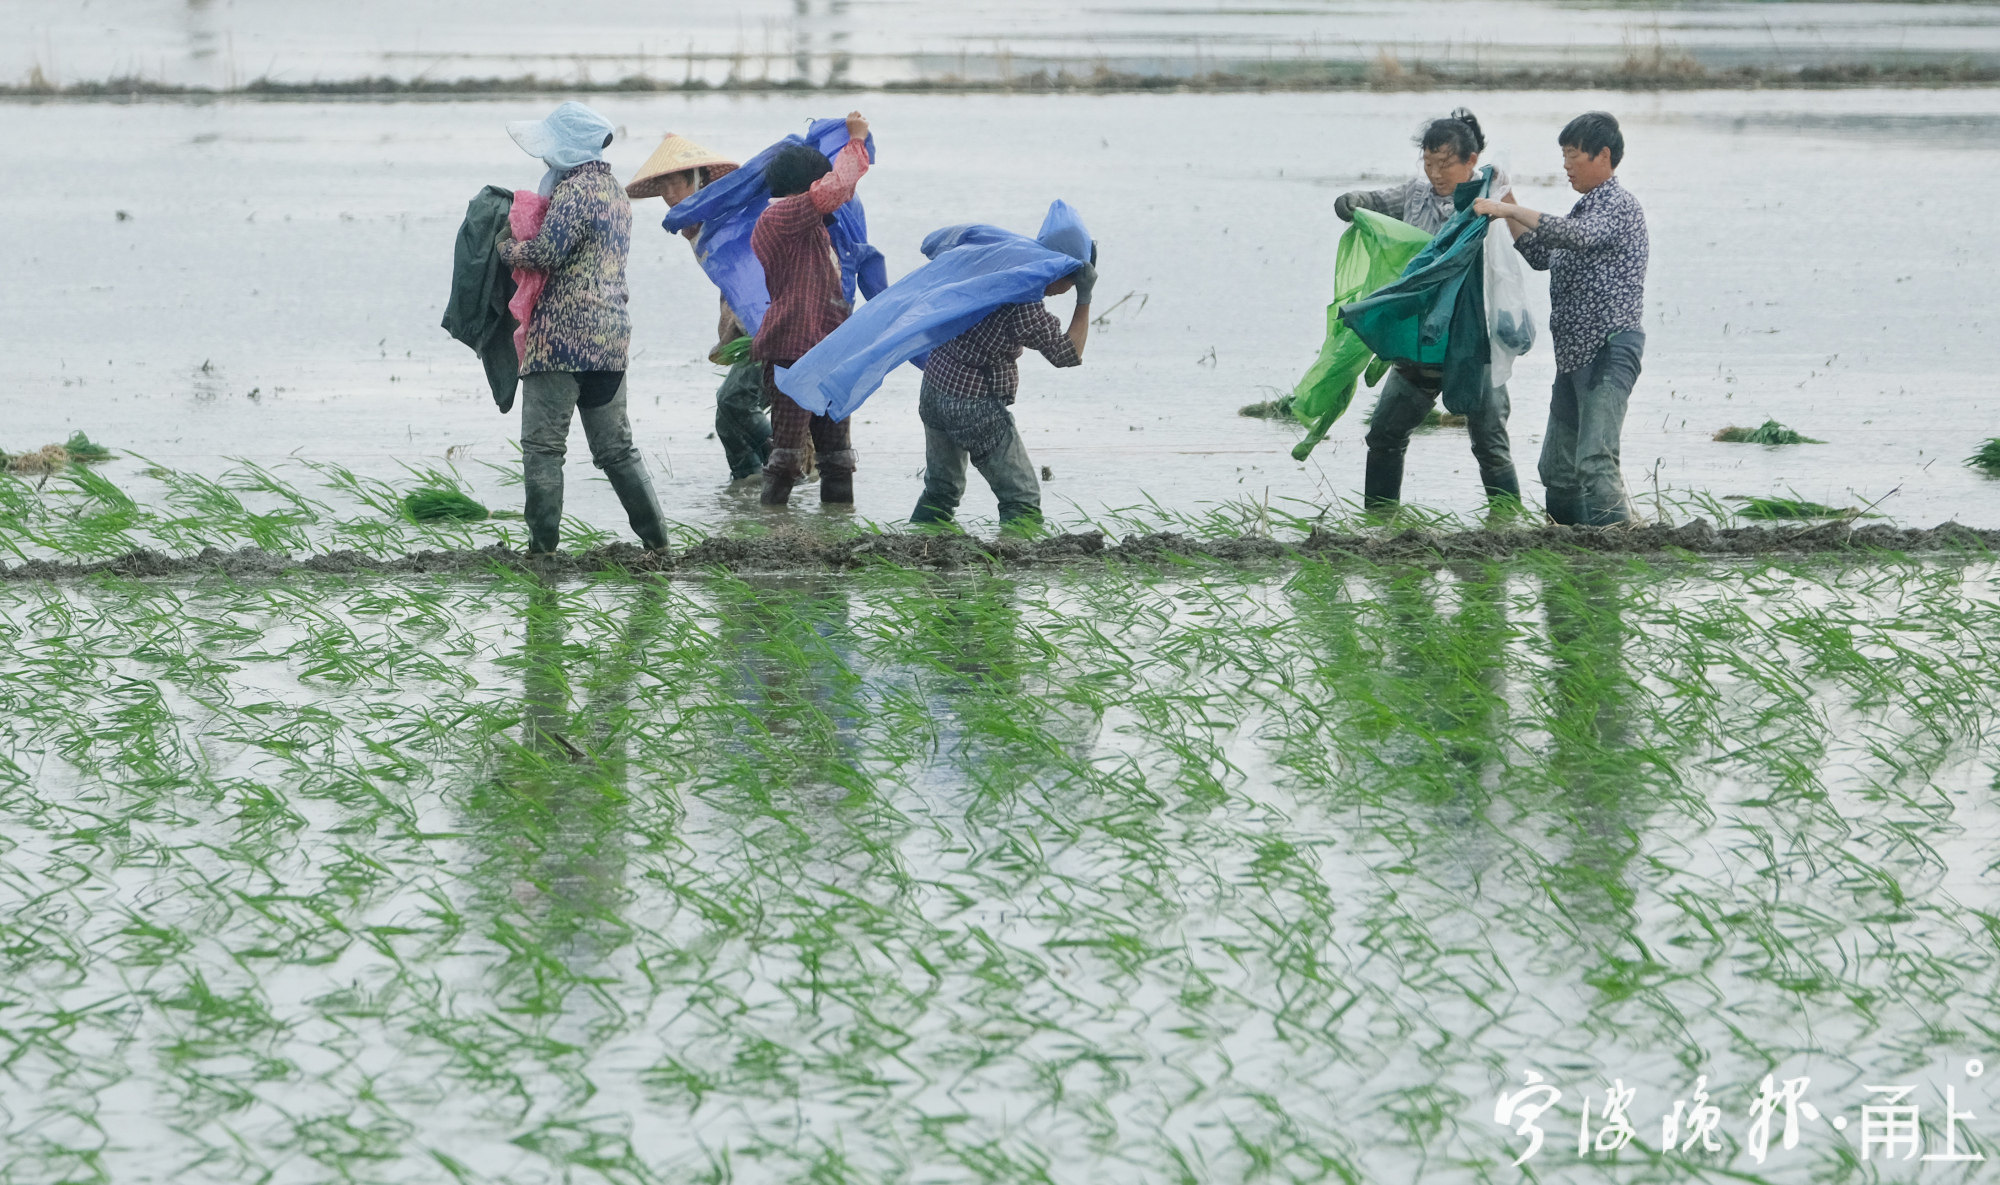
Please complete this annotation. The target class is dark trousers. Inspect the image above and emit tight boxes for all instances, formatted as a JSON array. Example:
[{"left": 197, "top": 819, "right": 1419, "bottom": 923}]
[
  {"left": 714, "top": 360, "right": 771, "bottom": 480},
  {"left": 762, "top": 362, "right": 855, "bottom": 480},
  {"left": 1364, "top": 367, "right": 1517, "bottom": 496}
]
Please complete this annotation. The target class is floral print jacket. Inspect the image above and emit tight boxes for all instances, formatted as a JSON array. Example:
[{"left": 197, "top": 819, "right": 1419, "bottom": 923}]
[{"left": 498, "top": 160, "right": 631, "bottom": 374}]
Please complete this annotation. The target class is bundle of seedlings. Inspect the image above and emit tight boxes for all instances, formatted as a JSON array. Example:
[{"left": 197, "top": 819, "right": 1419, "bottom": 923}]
[
  {"left": 1966, "top": 437, "right": 2000, "bottom": 474},
  {"left": 1713, "top": 420, "right": 1823, "bottom": 444},
  {"left": 1726, "top": 495, "right": 1858, "bottom": 520},
  {"left": 401, "top": 487, "right": 491, "bottom": 522},
  {"left": 5, "top": 444, "right": 70, "bottom": 475},
  {"left": 64, "top": 432, "right": 114, "bottom": 462}
]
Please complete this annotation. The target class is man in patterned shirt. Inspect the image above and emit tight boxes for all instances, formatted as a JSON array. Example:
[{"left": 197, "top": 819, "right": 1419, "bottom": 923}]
[
  {"left": 909, "top": 243, "right": 1096, "bottom": 531},
  {"left": 1475, "top": 111, "right": 1648, "bottom": 527}
]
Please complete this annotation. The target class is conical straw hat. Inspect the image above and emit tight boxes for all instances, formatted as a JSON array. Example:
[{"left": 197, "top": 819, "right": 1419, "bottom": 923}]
[{"left": 626, "top": 134, "right": 739, "bottom": 199}]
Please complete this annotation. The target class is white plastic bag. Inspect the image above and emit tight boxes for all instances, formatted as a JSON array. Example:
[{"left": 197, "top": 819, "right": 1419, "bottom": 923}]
[{"left": 1483, "top": 217, "right": 1536, "bottom": 386}]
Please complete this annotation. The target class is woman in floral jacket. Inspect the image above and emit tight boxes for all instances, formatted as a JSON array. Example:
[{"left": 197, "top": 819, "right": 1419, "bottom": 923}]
[{"left": 499, "top": 102, "right": 669, "bottom": 555}]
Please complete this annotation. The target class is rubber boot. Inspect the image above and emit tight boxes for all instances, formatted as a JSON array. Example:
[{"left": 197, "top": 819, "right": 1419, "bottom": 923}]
[
  {"left": 1482, "top": 469, "right": 1523, "bottom": 516},
  {"left": 604, "top": 458, "right": 670, "bottom": 552},
  {"left": 819, "top": 468, "right": 854, "bottom": 506},
  {"left": 523, "top": 452, "right": 564, "bottom": 555},
  {"left": 1363, "top": 449, "right": 1404, "bottom": 514},
  {"left": 1581, "top": 494, "right": 1634, "bottom": 529},
  {"left": 760, "top": 472, "right": 796, "bottom": 507},
  {"left": 1543, "top": 485, "right": 1581, "bottom": 526}
]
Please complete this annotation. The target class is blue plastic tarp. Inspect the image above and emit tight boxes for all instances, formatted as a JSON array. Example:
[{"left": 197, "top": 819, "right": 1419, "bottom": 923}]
[
  {"left": 775, "top": 201, "right": 1089, "bottom": 421},
  {"left": 661, "top": 118, "right": 884, "bottom": 335}
]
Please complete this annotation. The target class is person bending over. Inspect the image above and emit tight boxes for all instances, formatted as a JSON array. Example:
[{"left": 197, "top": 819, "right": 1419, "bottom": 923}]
[
  {"left": 909, "top": 244, "right": 1097, "bottom": 532},
  {"left": 1474, "top": 111, "right": 1648, "bottom": 527},
  {"left": 1339, "top": 109, "right": 1521, "bottom": 513}
]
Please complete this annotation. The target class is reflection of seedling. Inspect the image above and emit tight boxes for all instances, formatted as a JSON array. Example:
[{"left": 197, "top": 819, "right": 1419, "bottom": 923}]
[{"left": 1714, "top": 420, "right": 1822, "bottom": 444}]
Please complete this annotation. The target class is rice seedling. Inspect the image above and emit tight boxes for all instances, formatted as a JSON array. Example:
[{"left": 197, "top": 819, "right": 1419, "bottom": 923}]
[
  {"left": 402, "top": 486, "right": 491, "bottom": 522},
  {"left": 62, "top": 431, "right": 114, "bottom": 462},
  {"left": 1712, "top": 419, "right": 1824, "bottom": 444}
]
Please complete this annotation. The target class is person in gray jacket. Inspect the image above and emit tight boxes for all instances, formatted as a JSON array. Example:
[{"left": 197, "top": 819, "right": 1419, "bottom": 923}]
[{"left": 1336, "top": 109, "right": 1522, "bottom": 515}]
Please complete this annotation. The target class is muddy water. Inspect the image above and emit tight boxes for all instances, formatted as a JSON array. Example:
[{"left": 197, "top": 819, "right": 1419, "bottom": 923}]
[
  {"left": 16, "top": 0, "right": 2000, "bottom": 88},
  {"left": 7, "top": 88, "right": 2000, "bottom": 535}
]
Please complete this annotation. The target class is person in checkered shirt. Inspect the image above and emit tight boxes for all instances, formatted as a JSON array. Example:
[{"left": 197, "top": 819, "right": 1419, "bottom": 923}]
[{"left": 910, "top": 238, "right": 1097, "bottom": 531}]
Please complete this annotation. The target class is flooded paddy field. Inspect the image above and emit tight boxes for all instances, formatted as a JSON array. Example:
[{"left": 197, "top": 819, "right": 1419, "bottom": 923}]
[
  {"left": 6, "top": 87, "right": 2000, "bottom": 537},
  {"left": 2, "top": 553, "right": 1997, "bottom": 1183}
]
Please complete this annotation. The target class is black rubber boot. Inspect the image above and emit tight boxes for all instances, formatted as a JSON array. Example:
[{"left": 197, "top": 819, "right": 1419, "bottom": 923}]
[
  {"left": 1544, "top": 485, "right": 1581, "bottom": 526},
  {"left": 1363, "top": 449, "right": 1404, "bottom": 514},
  {"left": 759, "top": 472, "right": 795, "bottom": 507},
  {"left": 819, "top": 468, "right": 854, "bottom": 505},
  {"left": 523, "top": 452, "right": 564, "bottom": 555},
  {"left": 604, "top": 458, "right": 670, "bottom": 552}
]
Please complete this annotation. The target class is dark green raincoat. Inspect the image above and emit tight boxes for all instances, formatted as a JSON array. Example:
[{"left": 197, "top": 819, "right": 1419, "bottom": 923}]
[
  {"left": 441, "top": 185, "right": 521, "bottom": 413},
  {"left": 1338, "top": 167, "right": 1496, "bottom": 416}
]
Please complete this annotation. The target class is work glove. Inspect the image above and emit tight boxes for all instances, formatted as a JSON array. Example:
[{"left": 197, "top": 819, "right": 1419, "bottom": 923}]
[{"left": 1070, "top": 260, "right": 1097, "bottom": 306}]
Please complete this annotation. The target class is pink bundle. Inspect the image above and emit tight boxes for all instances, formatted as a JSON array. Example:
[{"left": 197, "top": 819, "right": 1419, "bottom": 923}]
[{"left": 507, "top": 189, "right": 551, "bottom": 363}]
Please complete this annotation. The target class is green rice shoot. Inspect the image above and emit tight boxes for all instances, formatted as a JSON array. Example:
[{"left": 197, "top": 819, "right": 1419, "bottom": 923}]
[{"left": 1967, "top": 436, "right": 2000, "bottom": 473}]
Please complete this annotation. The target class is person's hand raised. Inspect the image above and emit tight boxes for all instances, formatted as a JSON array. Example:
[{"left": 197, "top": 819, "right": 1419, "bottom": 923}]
[{"left": 844, "top": 111, "right": 870, "bottom": 143}]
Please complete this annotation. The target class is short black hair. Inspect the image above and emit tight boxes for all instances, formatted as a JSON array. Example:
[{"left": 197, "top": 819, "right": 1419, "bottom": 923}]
[
  {"left": 1417, "top": 108, "right": 1485, "bottom": 162},
  {"left": 1558, "top": 111, "right": 1624, "bottom": 168},
  {"left": 766, "top": 144, "right": 832, "bottom": 199}
]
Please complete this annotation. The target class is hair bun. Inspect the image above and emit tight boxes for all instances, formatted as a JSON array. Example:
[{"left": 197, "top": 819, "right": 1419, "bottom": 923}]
[{"left": 1449, "top": 107, "right": 1486, "bottom": 152}]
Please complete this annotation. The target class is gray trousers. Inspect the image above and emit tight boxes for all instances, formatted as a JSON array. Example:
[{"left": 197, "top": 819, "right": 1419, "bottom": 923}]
[
  {"left": 1364, "top": 367, "right": 1517, "bottom": 493},
  {"left": 521, "top": 371, "right": 641, "bottom": 470},
  {"left": 911, "top": 387, "right": 1042, "bottom": 525},
  {"left": 1541, "top": 330, "right": 1644, "bottom": 526}
]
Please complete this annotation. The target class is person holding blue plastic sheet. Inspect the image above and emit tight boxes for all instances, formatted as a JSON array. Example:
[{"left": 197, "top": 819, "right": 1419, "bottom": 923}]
[
  {"left": 908, "top": 217, "right": 1096, "bottom": 530},
  {"left": 624, "top": 133, "right": 771, "bottom": 482},
  {"left": 1336, "top": 109, "right": 1522, "bottom": 515}
]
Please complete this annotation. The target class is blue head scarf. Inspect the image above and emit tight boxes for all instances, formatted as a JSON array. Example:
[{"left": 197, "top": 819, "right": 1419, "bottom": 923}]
[{"left": 507, "top": 101, "right": 616, "bottom": 196}]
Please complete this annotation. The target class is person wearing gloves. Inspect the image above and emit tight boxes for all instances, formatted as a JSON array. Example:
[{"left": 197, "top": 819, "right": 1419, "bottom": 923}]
[
  {"left": 908, "top": 231, "right": 1096, "bottom": 532},
  {"left": 497, "top": 101, "right": 670, "bottom": 555},
  {"left": 1337, "top": 109, "right": 1523, "bottom": 515},
  {"left": 625, "top": 134, "right": 772, "bottom": 483},
  {"left": 750, "top": 111, "right": 873, "bottom": 508}
]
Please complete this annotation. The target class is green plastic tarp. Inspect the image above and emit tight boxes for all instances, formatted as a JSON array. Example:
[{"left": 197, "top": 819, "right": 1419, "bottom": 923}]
[
  {"left": 1288, "top": 209, "right": 1432, "bottom": 460},
  {"left": 1337, "top": 167, "right": 1497, "bottom": 419}
]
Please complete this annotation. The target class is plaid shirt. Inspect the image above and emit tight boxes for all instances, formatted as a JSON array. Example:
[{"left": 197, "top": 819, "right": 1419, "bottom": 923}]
[
  {"left": 924, "top": 302, "right": 1080, "bottom": 405},
  {"left": 750, "top": 140, "right": 868, "bottom": 365},
  {"left": 1514, "top": 177, "right": 1648, "bottom": 373}
]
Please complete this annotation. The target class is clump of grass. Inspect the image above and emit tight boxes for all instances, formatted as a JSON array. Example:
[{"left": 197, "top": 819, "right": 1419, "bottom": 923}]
[
  {"left": 63, "top": 432, "right": 114, "bottom": 462},
  {"left": 1713, "top": 420, "right": 1823, "bottom": 444},
  {"left": 716, "top": 335, "right": 753, "bottom": 365},
  {"left": 402, "top": 487, "right": 490, "bottom": 523},
  {"left": 1966, "top": 437, "right": 2000, "bottom": 474},
  {"left": 1726, "top": 495, "right": 1856, "bottom": 520}
]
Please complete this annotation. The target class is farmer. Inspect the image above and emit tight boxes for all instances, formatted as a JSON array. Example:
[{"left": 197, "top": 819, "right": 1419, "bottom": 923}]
[
  {"left": 1336, "top": 109, "right": 1522, "bottom": 513},
  {"left": 1474, "top": 111, "right": 1648, "bottom": 527},
  {"left": 908, "top": 241, "right": 1096, "bottom": 531},
  {"left": 625, "top": 134, "right": 771, "bottom": 484},
  {"left": 751, "top": 110, "right": 873, "bottom": 508},
  {"left": 498, "top": 101, "right": 670, "bottom": 555}
]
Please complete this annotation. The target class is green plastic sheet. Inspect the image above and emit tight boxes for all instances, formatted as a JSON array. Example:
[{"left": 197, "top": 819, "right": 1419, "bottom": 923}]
[{"left": 1289, "top": 209, "right": 1433, "bottom": 460}]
